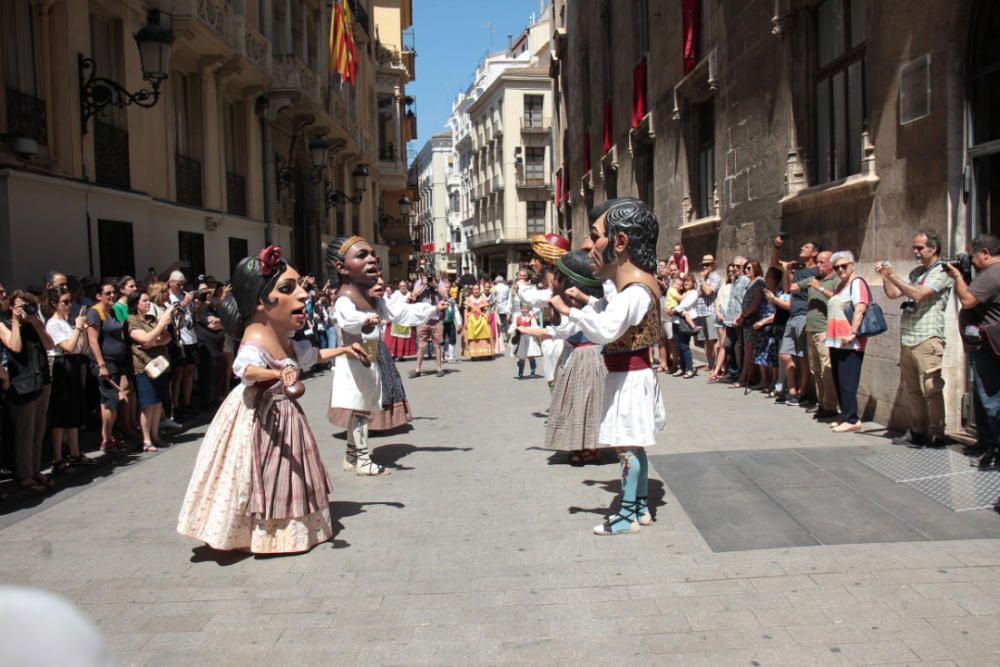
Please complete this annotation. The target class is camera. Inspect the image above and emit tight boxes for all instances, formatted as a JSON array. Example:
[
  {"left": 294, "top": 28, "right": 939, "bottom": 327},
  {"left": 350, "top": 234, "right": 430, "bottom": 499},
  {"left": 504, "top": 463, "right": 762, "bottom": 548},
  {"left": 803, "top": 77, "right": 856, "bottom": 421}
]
[
  {"left": 944, "top": 252, "right": 974, "bottom": 283},
  {"left": 22, "top": 303, "right": 37, "bottom": 316},
  {"left": 900, "top": 300, "right": 917, "bottom": 312},
  {"left": 778, "top": 232, "right": 790, "bottom": 241}
]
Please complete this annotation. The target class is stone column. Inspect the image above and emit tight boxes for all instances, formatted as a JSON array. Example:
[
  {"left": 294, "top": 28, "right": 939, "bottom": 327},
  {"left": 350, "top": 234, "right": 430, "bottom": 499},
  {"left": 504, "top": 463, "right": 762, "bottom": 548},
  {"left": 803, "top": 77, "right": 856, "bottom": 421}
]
[
  {"left": 200, "top": 58, "right": 225, "bottom": 211},
  {"left": 244, "top": 89, "right": 264, "bottom": 220}
]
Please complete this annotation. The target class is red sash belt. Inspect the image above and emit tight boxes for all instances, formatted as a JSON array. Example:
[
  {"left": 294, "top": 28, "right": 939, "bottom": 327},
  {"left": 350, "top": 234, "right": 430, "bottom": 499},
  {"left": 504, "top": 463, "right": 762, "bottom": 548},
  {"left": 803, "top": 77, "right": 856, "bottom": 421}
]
[{"left": 603, "top": 349, "right": 651, "bottom": 372}]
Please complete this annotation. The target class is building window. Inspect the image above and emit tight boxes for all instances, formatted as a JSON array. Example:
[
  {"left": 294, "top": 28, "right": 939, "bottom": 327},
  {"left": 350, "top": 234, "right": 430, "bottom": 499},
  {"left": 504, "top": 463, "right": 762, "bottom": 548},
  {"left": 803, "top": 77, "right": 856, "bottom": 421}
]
[
  {"left": 228, "top": 237, "right": 248, "bottom": 279},
  {"left": 224, "top": 103, "right": 246, "bottom": 216},
  {"left": 175, "top": 73, "right": 203, "bottom": 207},
  {"left": 98, "top": 219, "right": 135, "bottom": 278},
  {"left": 524, "top": 95, "right": 543, "bottom": 128},
  {"left": 814, "top": 0, "right": 867, "bottom": 184},
  {"left": 527, "top": 201, "right": 546, "bottom": 235},
  {"left": 525, "top": 147, "right": 545, "bottom": 184},
  {"left": 695, "top": 99, "right": 715, "bottom": 217},
  {"left": 178, "top": 231, "right": 206, "bottom": 281},
  {"left": 2, "top": 0, "right": 46, "bottom": 146},
  {"left": 91, "top": 15, "right": 130, "bottom": 188}
]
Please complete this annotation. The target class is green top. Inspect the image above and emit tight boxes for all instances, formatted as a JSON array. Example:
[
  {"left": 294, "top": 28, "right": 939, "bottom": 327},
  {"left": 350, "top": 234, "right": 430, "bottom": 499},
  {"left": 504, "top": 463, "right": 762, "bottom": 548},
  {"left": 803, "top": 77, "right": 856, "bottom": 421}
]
[
  {"left": 112, "top": 301, "right": 129, "bottom": 323},
  {"left": 799, "top": 274, "right": 841, "bottom": 333},
  {"left": 900, "top": 263, "right": 953, "bottom": 346}
]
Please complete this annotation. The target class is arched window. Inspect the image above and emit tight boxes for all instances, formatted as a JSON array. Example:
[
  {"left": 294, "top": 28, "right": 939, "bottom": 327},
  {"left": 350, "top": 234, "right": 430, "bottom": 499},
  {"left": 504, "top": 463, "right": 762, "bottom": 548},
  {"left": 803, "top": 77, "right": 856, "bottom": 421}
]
[{"left": 969, "top": 0, "right": 1000, "bottom": 236}]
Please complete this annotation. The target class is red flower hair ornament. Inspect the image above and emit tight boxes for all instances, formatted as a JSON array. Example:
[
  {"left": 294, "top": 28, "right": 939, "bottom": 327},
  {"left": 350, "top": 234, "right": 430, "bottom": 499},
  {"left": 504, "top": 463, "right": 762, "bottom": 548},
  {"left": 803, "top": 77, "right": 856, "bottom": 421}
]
[{"left": 258, "top": 245, "right": 283, "bottom": 277}]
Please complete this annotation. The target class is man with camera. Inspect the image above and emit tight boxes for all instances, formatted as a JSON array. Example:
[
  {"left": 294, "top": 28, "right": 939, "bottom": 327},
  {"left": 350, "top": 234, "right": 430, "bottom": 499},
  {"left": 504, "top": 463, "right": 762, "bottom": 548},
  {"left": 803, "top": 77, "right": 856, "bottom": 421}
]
[
  {"left": 772, "top": 235, "right": 820, "bottom": 406},
  {"left": 876, "top": 231, "right": 954, "bottom": 448},
  {"left": 167, "top": 271, "right": 197, "bottom": 420},
  {"left": 947, "top": 234, "right": 1000, "bottom": 467},
  {"left": 410, "top": 270, "right": 446, "bottom": 378}
]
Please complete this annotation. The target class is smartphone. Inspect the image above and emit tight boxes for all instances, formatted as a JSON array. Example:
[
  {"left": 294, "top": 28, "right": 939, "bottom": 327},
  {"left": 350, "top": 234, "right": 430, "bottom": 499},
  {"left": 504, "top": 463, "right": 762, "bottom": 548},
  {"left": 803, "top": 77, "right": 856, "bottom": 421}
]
[{"left": 778, "top": 232, "right": 790, "bottom": 241}]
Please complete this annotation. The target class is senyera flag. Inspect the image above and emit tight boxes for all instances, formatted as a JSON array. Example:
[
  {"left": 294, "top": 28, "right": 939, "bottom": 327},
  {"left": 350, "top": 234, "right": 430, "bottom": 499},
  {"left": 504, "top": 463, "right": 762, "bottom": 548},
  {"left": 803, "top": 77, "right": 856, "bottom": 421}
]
[{"left": 329, "top": 0, "right": 358, "bottom": 85}]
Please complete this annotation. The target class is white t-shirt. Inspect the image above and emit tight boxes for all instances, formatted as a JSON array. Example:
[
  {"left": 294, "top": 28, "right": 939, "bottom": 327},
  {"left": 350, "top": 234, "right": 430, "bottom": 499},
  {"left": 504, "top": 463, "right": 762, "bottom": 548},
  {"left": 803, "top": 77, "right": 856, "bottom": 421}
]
[{"left": 45, "top": 317, "right": 81, "bottom": 358}]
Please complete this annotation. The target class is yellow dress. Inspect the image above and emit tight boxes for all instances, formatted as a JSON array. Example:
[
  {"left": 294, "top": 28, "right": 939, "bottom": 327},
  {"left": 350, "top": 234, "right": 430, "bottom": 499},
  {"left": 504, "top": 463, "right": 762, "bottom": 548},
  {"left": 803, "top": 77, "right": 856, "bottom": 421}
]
[{"left": 464, "top": 295, "right": 493, "bottom": 358}]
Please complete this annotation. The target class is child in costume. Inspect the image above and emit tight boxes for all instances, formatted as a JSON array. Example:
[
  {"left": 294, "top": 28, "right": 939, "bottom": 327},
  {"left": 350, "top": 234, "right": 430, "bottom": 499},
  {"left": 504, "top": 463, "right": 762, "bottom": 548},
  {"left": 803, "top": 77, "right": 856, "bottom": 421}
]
[
  {"left": 550, "top": 198, "right": 667, "bottom": 535},
  {"left": 518, "top": 250, "right": 607, "bottom": 465},
  {"left": 177, "top": 246, "right": 369, "bottom": 554},
  {"left": 509, "top": 303, "right": 541, "bottom": 378},
  {"left": 517, "top": 233, "right": 571, "bottom": 389},
  {"left": 327, "top": 236, "right": 447, "bottom": 475}
]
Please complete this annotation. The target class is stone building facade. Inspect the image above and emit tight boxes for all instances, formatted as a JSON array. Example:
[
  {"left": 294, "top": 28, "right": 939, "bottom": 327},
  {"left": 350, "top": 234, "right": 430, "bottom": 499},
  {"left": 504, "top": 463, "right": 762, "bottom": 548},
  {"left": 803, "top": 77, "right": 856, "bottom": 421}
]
[
  {"left": 550, "top": 0, "right": 999, "bottom": 433},
  {"left": 410, "top": 131, "right": 453, "bottom": 275},
  {"left": 0, "top": 0, "right": 416, "bottom": 286}
]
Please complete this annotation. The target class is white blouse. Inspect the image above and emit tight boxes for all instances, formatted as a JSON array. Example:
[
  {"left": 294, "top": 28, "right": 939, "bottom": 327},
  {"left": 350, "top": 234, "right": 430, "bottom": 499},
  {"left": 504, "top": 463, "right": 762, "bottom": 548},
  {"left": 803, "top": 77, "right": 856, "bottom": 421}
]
[{"left": 232, "top": 340, "right": 318, "bottom": 386}]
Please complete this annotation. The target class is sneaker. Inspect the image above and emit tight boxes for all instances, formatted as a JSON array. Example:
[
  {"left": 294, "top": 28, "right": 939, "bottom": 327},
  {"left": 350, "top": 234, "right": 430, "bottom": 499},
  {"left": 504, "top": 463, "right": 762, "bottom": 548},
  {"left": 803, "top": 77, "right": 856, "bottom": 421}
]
[
  {"left": 160, "top": 418, "right": 182, "bottom": 430},
  {"left": 773, "top": 394, "right": 787, "bottom": 404},
  {"left": 892, "top": 431, "right": 927, "bottom": 447},
  {"left": 785, "top": 395, "right": 801, "bottom": 407},
  {"left": 408, "top": 370, "right": 420, "bottom": 379}
]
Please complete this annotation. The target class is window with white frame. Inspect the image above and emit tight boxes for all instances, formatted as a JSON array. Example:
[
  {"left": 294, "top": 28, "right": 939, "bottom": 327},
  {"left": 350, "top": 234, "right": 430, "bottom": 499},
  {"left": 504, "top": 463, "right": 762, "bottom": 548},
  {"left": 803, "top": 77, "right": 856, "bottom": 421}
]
[{"left": 527, "top": 201, "right": 546, "bottom": 234}]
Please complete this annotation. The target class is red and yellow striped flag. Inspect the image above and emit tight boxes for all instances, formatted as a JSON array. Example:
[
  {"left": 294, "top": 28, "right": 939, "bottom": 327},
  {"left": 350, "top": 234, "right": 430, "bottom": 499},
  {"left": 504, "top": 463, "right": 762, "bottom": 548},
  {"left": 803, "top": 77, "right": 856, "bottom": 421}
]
[{"left": 330, "top": 0, "right": 358, "bottom": 85}]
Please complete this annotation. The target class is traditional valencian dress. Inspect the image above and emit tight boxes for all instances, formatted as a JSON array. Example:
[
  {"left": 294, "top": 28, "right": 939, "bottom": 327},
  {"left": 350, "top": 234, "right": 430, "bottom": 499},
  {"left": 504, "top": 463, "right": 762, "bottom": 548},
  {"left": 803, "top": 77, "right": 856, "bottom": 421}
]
[
  {"left": 384, "top": 291, "right": 417, "bottom": 359},
  {"left": 544, "top": 310, "right": 607, "bottom": 453},
  {"left": 463, "top": 294, "right": 494, "bottom": 358},
  {"left": 328, "top": 294, "right": 436, "bottom": 424},
  {"left": 177, "top": 340, "right": 333, "bottom": 554}
]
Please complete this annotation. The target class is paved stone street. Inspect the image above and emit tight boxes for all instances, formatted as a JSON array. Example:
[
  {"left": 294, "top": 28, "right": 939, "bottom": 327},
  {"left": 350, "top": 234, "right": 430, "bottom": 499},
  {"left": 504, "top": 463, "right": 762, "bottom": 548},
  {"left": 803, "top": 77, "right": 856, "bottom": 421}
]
[{"left": 2, "top": 358, "right": 1000, "bottom": 665}]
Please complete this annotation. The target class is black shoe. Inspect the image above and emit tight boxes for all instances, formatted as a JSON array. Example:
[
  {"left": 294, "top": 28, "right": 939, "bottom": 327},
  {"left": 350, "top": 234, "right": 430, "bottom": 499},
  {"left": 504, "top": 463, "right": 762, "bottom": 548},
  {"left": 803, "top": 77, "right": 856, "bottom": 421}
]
[
  {"left": 964, "top": 444, "right": 987, "bottom": 457},
  {"left": 971, "top": 452, "right": 998, "bottom": 469},
  {"left": 926, "top": 436, "right": 950, "bottom": 449},
  {"left": 893, "top": 431, "right": 928, "bottom": 447},
  {"left": 773, "top": 394, "right": 786, "bottom": 404},
  {"left": 813, "top": 408, "right": 839, "bottom": 420}
]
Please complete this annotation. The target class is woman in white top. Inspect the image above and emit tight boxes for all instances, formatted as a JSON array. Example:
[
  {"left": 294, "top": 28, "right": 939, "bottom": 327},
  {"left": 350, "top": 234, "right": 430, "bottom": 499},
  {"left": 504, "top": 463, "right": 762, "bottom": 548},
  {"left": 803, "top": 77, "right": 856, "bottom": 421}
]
[
  {"left": 43, "top": 289, "right": 92, "bottom": 472},
  {"left": 669, "top": 274, "right": 700, "bottom": 378}
]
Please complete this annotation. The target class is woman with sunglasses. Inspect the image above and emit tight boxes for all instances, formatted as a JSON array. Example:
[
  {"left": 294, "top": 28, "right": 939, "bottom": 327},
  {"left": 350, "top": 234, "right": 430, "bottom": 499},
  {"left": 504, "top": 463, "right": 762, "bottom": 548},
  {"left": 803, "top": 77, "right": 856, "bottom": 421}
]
[
  {"left": 710, "top": 264, "right": 738, "bottom": 381},
  {"left": 86, "top": 281, "right": 131, "bottom": 453},
  {"left": 822, "top": 251, "right": 870, "bottom": 432},
  {"left": 43, "top": 289, "right": 93, "bottom": 472}
]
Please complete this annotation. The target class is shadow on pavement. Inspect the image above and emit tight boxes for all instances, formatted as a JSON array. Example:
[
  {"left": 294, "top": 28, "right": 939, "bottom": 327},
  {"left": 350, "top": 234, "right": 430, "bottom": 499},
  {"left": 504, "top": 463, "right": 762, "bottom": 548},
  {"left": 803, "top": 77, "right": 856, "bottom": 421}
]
[
  {"left": 189, "top": 545, "right": 252, "bottom": 566},
  {"left": 372, "top": 443, "right": 473, "bottom": 471},
  {"left": 572, "top": 477, "right": 667, "bottom": 521}
]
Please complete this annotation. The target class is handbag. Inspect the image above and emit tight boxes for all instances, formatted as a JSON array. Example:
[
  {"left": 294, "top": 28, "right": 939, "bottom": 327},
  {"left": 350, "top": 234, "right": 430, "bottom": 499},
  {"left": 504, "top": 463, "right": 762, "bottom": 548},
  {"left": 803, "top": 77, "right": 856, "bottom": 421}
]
[
  {"left": 145, "top": 355, "right": 170, "bottom": 379},
  {"left": 676, "top": 318, "right": 698, "bottom": 336},
  {"left": 844, "top": 278, "right": 888, "bottom": 337}
]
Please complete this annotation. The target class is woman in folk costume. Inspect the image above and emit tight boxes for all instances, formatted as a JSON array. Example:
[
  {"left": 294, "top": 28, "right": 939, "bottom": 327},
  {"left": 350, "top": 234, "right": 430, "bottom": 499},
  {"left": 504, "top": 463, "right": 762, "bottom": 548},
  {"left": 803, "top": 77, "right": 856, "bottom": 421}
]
[
  {"left": 550, "top": 199, "right": 667, "bottom": 535},
  {"left": 508, "top": 302, "right": 542, "bottom": 378},
  {"left": 462, "top": 283, "right": 494, "bottom": 358},
  {"left": 327, "top": 236, "right": 447, "bottom": 475},
  {"left": 330, "top": 277, "right": 413, "bottom": 432},
  {"left": 517, "top": 233, "right": 571, "bottom": 389},
  {"left": 385, "top": 280, "right": 417, "bottom": 360},
  {"left": 518, "top": 250, "right": 607, "bottom": 465},
  {"left": 177, "top": 246, "right": 369, "bottom": 554}
]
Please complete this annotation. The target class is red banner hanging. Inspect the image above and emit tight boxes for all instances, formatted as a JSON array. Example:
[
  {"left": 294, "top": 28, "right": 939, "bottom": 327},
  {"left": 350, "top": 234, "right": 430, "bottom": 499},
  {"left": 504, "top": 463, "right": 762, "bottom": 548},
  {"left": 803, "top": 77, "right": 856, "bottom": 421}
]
[
  {"left": 632, "top": 56, "right": 647, "bottom": 128},
  {"left": 682, "top": 0, "right": 698, "bottom": 74},
  {"left": 602, "top": 100, "right": 613, "bottom": 153}
]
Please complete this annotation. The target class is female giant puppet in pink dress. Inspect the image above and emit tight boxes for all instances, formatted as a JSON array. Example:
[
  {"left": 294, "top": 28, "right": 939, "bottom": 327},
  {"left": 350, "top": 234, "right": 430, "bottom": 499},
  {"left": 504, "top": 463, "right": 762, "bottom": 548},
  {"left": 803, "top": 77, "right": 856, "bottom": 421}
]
[{"left": 177, "top": 246, "right": 369, "bottom": 554}]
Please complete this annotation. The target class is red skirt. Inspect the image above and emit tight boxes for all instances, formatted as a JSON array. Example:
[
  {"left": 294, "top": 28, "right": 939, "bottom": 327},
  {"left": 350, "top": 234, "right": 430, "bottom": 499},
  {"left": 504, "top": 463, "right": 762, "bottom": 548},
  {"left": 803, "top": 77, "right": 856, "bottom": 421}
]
[{"left": 384, "top": 323, "right": 416, "bottom": 358}]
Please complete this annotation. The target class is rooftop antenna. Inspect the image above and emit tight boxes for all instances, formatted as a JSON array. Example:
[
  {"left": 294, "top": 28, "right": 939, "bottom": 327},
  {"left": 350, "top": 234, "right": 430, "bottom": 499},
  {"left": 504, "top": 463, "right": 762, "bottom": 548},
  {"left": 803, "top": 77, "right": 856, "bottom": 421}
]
[{"left": 483, "top": 20, "right": 494, "bottom": 51}]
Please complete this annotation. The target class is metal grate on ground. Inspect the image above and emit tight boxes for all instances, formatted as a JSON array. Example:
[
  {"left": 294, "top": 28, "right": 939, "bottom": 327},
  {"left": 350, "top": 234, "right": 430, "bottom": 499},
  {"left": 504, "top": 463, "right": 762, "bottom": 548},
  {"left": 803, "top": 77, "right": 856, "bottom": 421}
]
[{"left": 859, "top": 449, "right": 1000, "bottom": 512}]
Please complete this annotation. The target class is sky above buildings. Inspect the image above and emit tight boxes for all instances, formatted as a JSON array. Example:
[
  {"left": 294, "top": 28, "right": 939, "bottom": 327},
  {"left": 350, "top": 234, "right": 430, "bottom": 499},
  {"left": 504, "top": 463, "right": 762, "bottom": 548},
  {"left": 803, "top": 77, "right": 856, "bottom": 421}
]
[{"left": 407, "top": 0, "right": 546, "bottom": 157}]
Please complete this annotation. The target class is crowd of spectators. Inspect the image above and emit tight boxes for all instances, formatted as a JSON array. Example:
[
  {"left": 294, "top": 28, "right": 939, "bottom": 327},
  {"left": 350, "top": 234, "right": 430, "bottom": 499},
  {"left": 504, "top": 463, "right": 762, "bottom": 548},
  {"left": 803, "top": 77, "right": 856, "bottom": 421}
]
[{"left": 655, "top": 235, "right": 1000, "bottom": 465}]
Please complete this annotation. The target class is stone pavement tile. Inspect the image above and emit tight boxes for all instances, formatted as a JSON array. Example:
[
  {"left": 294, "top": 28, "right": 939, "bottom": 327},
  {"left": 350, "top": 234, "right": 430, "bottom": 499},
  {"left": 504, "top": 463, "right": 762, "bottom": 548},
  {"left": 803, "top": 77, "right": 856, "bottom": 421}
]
[
  {"left": 561, "top": 585, "right": 632, "bottom": 603},
  {"left": 904, "top": 635, "right": 1000, "bottom": 664},
  {"left": 852, "top": 616, "right": 945, "bottom": 642},
  {"left": 809, "top": 571, "right": 885, "bottom": 589},
  {"left": 198, "top": 597, "right": 322, "bottom": 615},
  {"left": 874, "top": 567, "right": 1000, "bottom": 585},
  {"left": 281, "top": 625, "right": 416, "bottom": 647},
  {"left": 201, "top": 612, "right": 276, "bottom": 632},
  {"left": 683, "top": 608, "right": 762, "bottom": 632},
  {"left": 656, "top": 591, "right": 791, "bottom": 615},
  {"left": 140, "top": 629, "right": 282, "bottom": 653},
  {"left": 752, "top": 645, "right": 846, "bottom": 666},
  {"left": 753, "top": 602, "right": 833, "bottom": 627},
  {"left": 631, "top": 648, "right": 761, "bottom": 667},
  {"left": 750, "top": 574, "right": 820, "bottom": 592},
  {"left": 784, "top": 587, "right": 863, "bottom": 608},
  {"left": 785, "top": 621, "right": 870, "bottom": 645},
  {"left": 884, "top": 597, "right": 971, "bottom": 619},
  {"left": 644, "top": 627, "right": 796, "bottom": 654},
  {"left": 314, "top": 595, "right": 385, "bottom": 613},
  {"left": 843, "top": 583, "right": 926, "bottom": 604},
  {"left": 954, "top": 551, "right": 1000, "bottom": 567},
  {"left": 266, "top": 611, "right": 337, "bottom": 629},
  {"left": 825, "top": 640, "right": 921, "bottom": 664},
  {"left": 502, "top": 587, "right": 570, "bottom": 606},
  {"left": 812, "top": 600, "right": 905, "bottom": 625},
  {"left": 135, "top": 613, "right": 213, "bottom": 633},
  {"left": 609, "top": 612, "right": 692, "bottom": 636},
  {"left": 587, "top": 597, "right": 660, "bottom": 618}
]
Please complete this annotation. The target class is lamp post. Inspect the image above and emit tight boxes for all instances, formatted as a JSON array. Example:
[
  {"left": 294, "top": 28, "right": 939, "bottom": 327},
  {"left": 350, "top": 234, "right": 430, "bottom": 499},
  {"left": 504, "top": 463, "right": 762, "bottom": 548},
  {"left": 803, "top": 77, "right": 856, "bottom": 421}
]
[
  {"left": 324, "top": 165, "right": 370, "bottom": 211},
  {"left": 78, "top": 9, "right": 175, "bottom": 133}
]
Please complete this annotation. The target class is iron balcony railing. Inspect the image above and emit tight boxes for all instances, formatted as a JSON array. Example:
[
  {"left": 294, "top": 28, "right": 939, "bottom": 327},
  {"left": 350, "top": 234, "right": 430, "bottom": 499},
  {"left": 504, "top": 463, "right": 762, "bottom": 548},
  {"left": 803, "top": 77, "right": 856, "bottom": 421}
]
[
  {"left": 95, "top": 121, "right": 130, "bottom": 189},
  {"left": 6, "top": 88, "right": 47, "bottom": 146},
  {"left": 176, "top": 154, "right": 203, "bottom": 207}
]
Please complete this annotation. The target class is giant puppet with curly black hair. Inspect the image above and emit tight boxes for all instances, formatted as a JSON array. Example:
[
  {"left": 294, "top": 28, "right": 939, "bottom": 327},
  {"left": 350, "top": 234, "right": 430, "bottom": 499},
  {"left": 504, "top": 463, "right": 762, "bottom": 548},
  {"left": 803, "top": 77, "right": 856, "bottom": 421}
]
[
  {"left": 177, "top": 246, "right": 369, "bottom": 555},
  {"left": 326, "top": 235, "right": 448, "bottom": 476},
  {"left": 550, "top": 198, "right": 667, "bottom": 536}
]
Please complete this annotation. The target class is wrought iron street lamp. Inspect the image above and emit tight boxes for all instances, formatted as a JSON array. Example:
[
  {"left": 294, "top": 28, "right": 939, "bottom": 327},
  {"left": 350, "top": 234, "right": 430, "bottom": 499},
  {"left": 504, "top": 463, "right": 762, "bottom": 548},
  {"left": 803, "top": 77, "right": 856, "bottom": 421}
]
[
  {"left": 325, "top": 165, "right": 370, "bottom": 211},
  {"left": 78, "top": 9, "right": 175, "bottom": 133}
]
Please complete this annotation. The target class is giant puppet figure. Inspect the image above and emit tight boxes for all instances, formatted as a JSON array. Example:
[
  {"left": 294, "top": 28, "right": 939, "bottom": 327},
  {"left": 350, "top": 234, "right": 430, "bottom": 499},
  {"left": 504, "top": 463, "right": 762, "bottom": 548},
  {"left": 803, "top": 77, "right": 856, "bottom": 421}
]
[
  {"left": 550, "top": 198, "right": 666, "bottom": 535},
  {"left": 516, "top": 233, "right": 571, "bottom": 387},
  {"left": 326, "top": 235, "right": 448, "bottom": 476},
  {"left": 177, "top": 246, "right": 369, "bottom": 554}
]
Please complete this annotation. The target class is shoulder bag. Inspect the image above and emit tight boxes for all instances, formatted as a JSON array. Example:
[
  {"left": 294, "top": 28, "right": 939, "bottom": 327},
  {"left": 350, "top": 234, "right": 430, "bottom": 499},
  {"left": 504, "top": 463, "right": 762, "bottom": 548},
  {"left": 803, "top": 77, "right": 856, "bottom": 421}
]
[{"left": 845, "top": 278, "right": 888, "bottom": 337}]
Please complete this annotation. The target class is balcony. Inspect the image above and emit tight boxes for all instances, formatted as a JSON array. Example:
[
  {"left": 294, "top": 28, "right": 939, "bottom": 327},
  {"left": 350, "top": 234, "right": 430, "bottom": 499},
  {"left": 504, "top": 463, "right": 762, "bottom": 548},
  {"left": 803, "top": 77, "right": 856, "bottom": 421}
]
[
  {"left": 272, "top": 54, "right": 322, "bottom": 109},
  {"left": 517, "top": 171, "right": 549, "bottom": 189},
  {"left": 493, "top": 174, "right": 504, "bottom": 192},
  {"left": 379, "top": 143, "right": 397, "bottom": 162},
  {"left": 94, "top": 122, "right": 130, "bottom": 189},
  {"left": 521, "top": 115, "right": 551, "bottom": 133},
  {"left": 226, "top": 171, "right": 246, "bottom": 216},
  {"left": 349, "top": 0, "right": 371, "bottom": 39},
  {"left": 5, "top": 88, "right": 47, "bottom": 146},
  {"left": 374, "top": 41, "right": 409, "bottom": 79},
  {"left": 176, "top": 154, "right": 203, "bottom": 207},
  {"left": 225, "top": 14, "right": 272, "bottom": 79},
  {"left": 173, "top": 0, "right": 233, "bottom": 56}
]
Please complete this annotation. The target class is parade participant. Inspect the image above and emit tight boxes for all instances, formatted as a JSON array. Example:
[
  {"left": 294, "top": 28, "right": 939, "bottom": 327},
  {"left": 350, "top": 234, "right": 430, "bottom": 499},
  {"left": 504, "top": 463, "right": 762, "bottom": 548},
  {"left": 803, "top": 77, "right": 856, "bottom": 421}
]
[
  {"left": 550, "top": 198, "right": 666, "bottom": 535},
  {"left": 177, "top": 246, "right": 369, "bottom": 554},
  {"left": 509, "top": 302, "right": 542, "bottom": 378},
  {"left": 519, "top": 233, "right": 571, "bottom": 388},
  {"left": 463, "top": 284, "right": 494, "bottom": 358},
  {"left": 385, "top": 280, "right": 417, "bottom": 361},
  {"left": 331, "top": 277, "right": 413, "bottom": 432},
  {"left": 327, "top": 236, "right": 447, "bottom": 475},
  {"left": 517, "top": 250, "right": 607, "bottom": 465}
]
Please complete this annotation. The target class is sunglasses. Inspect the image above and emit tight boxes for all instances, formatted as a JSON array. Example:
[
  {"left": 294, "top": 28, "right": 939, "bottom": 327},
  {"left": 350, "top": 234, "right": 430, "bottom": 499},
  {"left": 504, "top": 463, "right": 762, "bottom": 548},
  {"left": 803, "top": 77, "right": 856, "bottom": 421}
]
[
  {"left": 833, "top": 263, "right": 852, "bottom": 271},
  {"left": 101, "top": 290, "right": 116, "bottom": 296},
  {"left": 58, "top": 298, "right": 72, "bottom": 305},
  {"left": 912, "top": 245, "right": 926, "bottom": 251}
]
